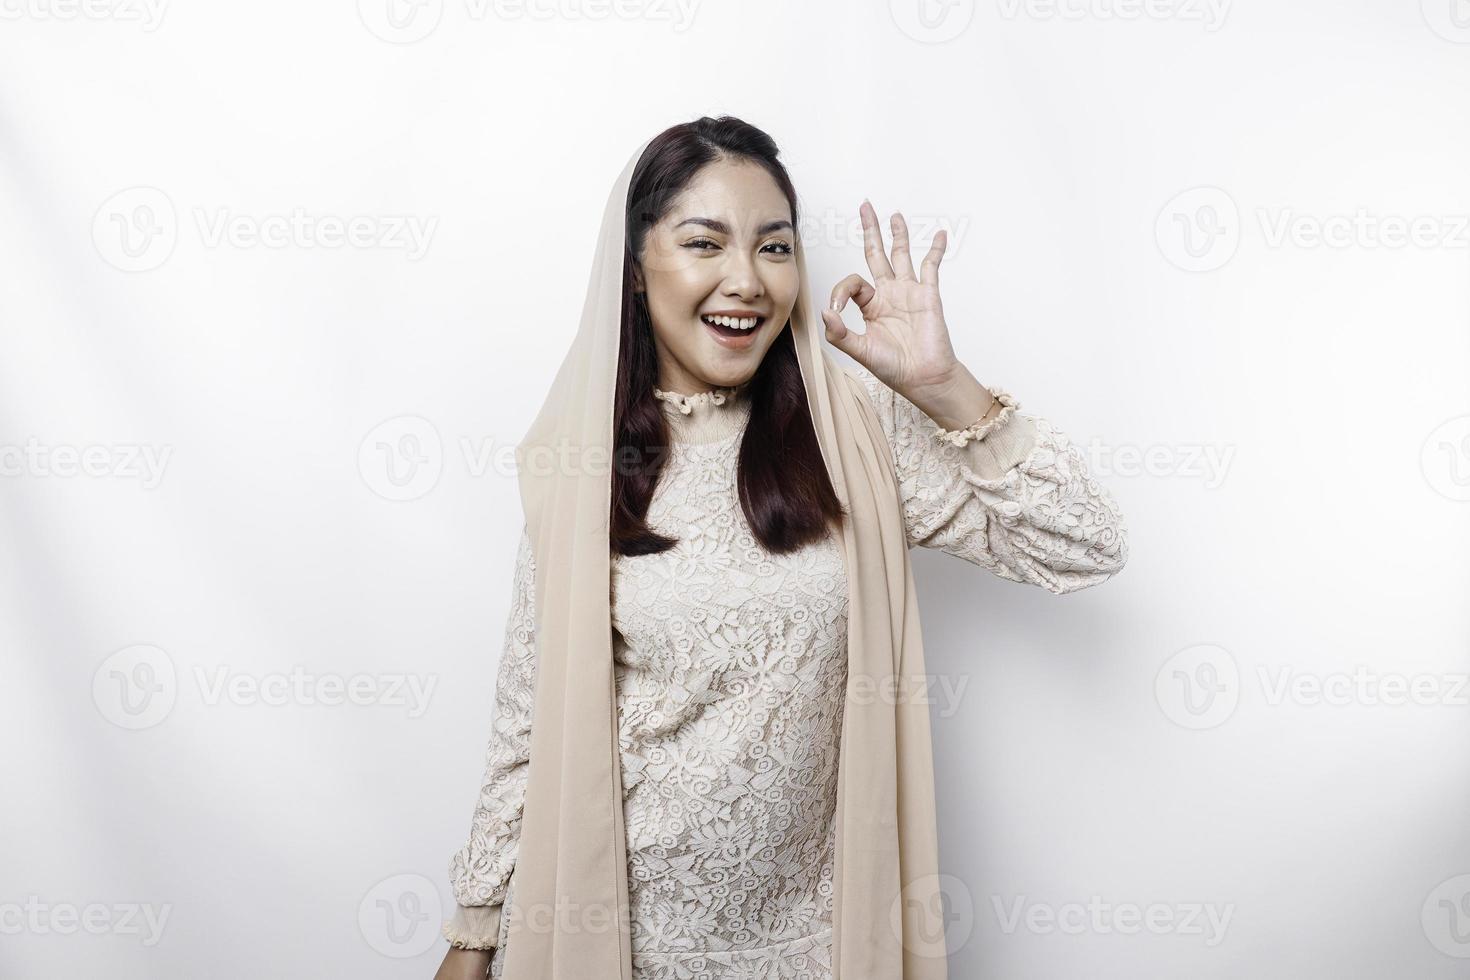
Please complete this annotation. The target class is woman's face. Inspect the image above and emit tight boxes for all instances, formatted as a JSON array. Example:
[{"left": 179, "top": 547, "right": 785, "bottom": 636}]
[{"left": 635, "top": 158, "right": 799, "bottom": 393}]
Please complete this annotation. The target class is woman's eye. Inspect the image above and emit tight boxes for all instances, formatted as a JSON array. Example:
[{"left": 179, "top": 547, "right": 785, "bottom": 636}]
[{"left": 683, "top": 238, "right": 791, "bottom": 255}]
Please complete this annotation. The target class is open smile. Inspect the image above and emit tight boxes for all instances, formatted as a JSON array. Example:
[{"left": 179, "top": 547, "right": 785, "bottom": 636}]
[{"left": 700, "top": 313, "right": 766, "bottom": 350}]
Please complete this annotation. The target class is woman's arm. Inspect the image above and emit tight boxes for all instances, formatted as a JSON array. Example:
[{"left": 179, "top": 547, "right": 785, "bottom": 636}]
[
  {"left": 847, "top": 362, "right": 1128, "bottom": 594},
  {"left": 441, "top": 526, "right": 538, "bottom": 951},
  {"left": 817, "top": 202, "right": 1127, "bottom": 593}
]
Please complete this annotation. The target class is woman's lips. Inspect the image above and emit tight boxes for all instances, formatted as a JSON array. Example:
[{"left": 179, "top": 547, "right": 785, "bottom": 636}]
[{"left": 702, "top": 315, "right": 764, "bottom": 351}]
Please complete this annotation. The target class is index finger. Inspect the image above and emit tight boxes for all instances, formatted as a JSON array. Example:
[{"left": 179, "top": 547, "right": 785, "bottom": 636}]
[{"left": 859, "top": 199, "right": 895, "bottom": 281}]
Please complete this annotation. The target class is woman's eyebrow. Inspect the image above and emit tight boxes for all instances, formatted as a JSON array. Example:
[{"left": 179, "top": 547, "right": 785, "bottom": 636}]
[{"left": 675, "top": 217, "right": 794, "bottom": 235}]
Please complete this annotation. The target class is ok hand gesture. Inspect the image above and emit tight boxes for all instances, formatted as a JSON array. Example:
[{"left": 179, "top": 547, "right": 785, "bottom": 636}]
[{"left": 820, "top": 201, "right": 1000, "bottom": 431}]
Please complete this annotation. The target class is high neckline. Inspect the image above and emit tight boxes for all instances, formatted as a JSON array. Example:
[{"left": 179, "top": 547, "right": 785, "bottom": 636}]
[{"left": 652, "top": 381, "right": 752, "bottom": 445}]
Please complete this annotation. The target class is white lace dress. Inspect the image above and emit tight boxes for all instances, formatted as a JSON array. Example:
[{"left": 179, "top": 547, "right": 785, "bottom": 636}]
[{"left": 444, "top": 365, "right": 1129, "bottom": 979}]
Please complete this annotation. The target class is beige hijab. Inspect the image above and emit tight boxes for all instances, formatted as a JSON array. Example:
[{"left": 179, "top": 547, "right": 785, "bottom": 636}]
[{"left": 507, "top": 136, "right": 948, "bottom": 978}]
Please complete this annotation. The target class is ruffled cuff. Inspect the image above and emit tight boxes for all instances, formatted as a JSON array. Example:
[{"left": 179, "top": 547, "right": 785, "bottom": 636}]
[
  {"left": 953, "top": 412, "right": 1040, "bottom": 480},
  {"left": 442, "top": 903, "right": 503, "bottom": 950}
]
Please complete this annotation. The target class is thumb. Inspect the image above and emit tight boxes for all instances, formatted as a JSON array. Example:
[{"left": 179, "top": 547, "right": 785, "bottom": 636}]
[{"left": 821, "top": 307, "right": 868, "bottom": 363}]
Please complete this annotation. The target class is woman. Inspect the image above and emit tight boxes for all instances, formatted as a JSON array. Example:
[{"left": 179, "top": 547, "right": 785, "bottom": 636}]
[{"left": 434, "top": 116, "right": 1128, "bottom": 980}]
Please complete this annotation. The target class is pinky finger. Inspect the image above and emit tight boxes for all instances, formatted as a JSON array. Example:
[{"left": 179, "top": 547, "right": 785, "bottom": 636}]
[{"left": 919, "top": 229, "right": 947, "bottom": 286}]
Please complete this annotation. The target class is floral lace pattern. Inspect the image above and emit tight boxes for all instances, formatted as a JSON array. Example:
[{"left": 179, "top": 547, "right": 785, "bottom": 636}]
[
  {"left": 447, "top": 367, "right": 1129, "bottom": 978},
  {"left": 847, "top": 363, "right": 1129, "bottom": 593},
  {"left": 611, "top": 430, "right": 848, "bottom": 977},
  {"left": 445, "top": 529, "right": 535, "bottom": 951}
]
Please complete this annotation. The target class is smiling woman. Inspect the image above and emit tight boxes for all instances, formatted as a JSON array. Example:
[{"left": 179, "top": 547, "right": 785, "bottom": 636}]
[
  {"left": 435, "top": 116, "right": 1128, "bottom": 980},
  {"left": 612, "top": 136, "right": 843, "bottom": 558}
]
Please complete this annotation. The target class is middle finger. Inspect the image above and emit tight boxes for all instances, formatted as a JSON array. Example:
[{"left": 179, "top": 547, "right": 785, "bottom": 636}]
[{"left": 859, "top": 200, "right": 895, "bottom": 281}]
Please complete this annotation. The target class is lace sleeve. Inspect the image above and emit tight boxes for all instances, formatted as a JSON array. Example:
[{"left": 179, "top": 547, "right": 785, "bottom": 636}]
[
  {"left": 443, "top": 525, "right": 538, "bottom": 949},
  {"left": 847, "top": 363, "right": 1129, "bottom": 594}
]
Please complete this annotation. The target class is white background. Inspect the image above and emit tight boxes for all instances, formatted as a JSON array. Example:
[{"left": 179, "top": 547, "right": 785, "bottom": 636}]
[{"left": 3, "top": 1, "right": 1469, "bottom": 977}]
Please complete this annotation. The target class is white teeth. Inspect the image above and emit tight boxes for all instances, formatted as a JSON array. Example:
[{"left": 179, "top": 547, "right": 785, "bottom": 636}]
[{"left": 702, "top": 314, "right": 760, "bottom": 330}]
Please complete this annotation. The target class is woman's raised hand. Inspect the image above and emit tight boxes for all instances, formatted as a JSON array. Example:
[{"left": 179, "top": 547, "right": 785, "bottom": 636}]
[{"left": 820, "top": 201, "right": 962, "bottom": 401}]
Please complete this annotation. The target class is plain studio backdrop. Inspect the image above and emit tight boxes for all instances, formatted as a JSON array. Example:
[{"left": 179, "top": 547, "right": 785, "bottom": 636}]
[{"left": 3, "top": 2, "right": 1469, "bottom": 978}]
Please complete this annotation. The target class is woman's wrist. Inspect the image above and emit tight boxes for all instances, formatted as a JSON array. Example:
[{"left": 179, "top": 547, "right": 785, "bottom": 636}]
[
  {"left": 434, "top": 946, "right": 492, "bottom": 980},
  {"left": 903, "top": 361, "right": 998, "bottom": 431}
]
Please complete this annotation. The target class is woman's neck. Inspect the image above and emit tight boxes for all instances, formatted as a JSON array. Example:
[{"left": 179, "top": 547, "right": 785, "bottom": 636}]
[{"left": 652, "top": 381, "right": 752, "bottom": 445}]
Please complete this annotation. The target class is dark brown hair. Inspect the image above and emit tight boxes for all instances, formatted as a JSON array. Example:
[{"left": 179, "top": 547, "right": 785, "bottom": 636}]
[{"left": 610, "top": 116, "right": 846, "bottom": 558}]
